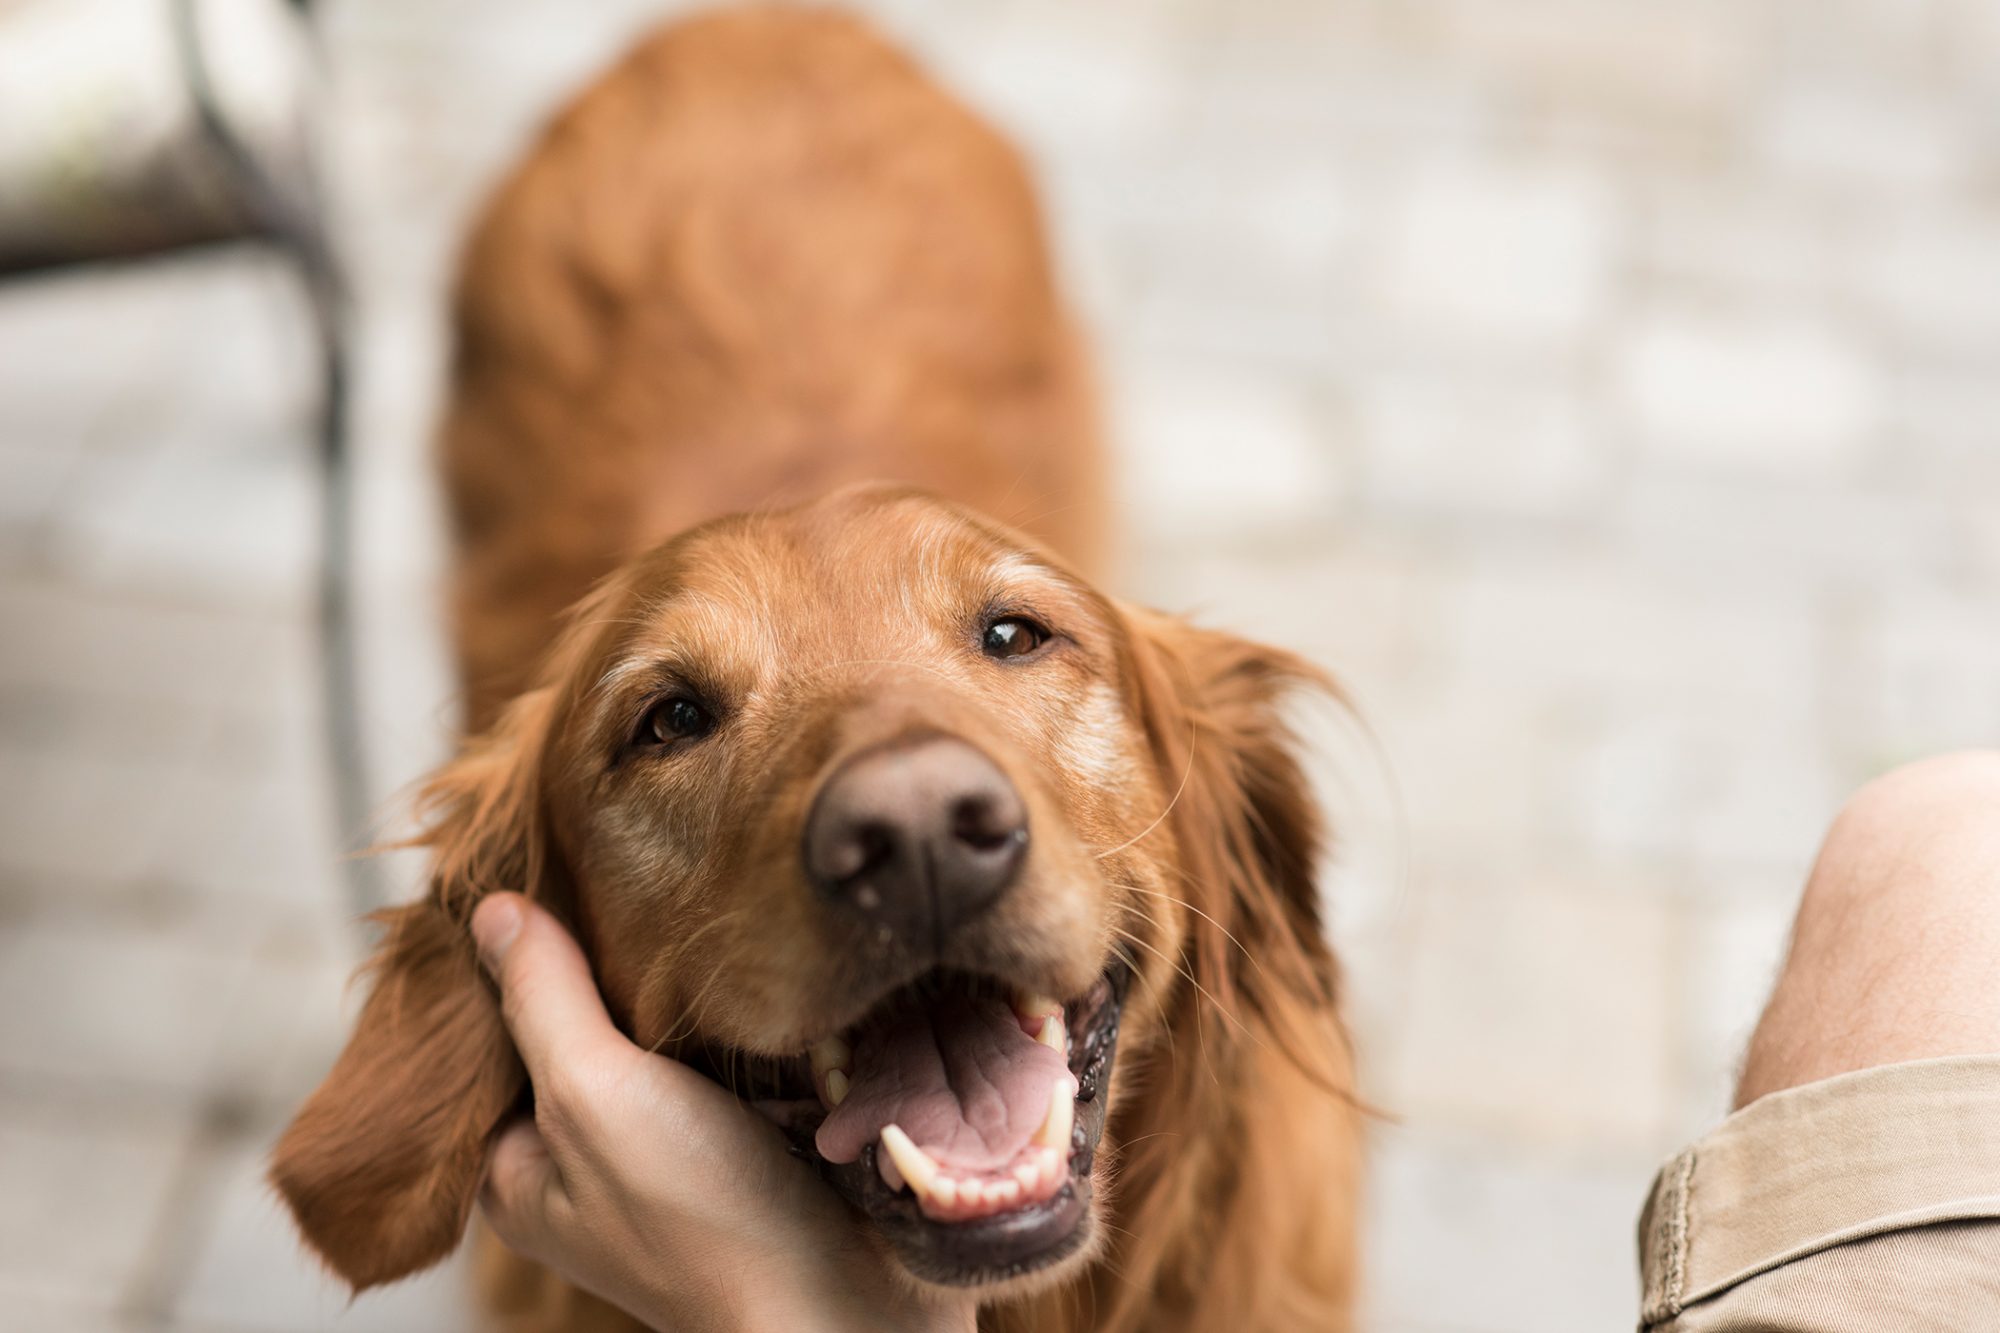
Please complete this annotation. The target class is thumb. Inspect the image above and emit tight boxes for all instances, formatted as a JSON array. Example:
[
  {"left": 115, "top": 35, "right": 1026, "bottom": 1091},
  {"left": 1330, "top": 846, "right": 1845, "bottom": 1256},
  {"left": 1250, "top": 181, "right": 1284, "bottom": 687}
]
[{"left": 471, "top": 893, "right": 632, "bottom": 1085}]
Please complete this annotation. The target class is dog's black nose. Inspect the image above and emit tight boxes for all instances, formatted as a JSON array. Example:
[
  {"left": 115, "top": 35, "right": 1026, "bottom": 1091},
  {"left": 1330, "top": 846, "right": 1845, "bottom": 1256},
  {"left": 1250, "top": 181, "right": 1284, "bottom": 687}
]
[{"left": 803, "top": 734, "right": 1028, "bottom": 949}]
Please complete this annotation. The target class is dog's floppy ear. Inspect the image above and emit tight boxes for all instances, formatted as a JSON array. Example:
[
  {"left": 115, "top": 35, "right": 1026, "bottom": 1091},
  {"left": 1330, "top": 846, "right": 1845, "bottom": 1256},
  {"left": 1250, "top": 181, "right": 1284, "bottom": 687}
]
[
  {"left": 1118, "top": 606, "right": 1340, "bottom": 1032},
  {"left": 1099, "top": 608, "right": 1362, "bottom": 1329},
  {"left": 269, "top": 898, "right": 521, "bottom": 1291},
  {"left": 270, "top": 688, "right": 560, "bottom": 1290}
]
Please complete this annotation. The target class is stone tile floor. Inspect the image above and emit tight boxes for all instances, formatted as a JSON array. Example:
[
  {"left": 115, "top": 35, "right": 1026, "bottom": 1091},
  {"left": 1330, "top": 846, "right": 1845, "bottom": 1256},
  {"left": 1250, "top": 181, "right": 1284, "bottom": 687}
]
[{"left": 3, "top": 1, "right": 1997, "bottom": 1329}]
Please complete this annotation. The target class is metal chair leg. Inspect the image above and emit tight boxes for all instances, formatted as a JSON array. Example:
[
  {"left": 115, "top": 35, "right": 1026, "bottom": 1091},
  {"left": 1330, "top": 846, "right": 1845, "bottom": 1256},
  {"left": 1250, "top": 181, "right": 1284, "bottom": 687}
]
[{"left": 173, "top": 0, "right": 388, "bottom": 916}]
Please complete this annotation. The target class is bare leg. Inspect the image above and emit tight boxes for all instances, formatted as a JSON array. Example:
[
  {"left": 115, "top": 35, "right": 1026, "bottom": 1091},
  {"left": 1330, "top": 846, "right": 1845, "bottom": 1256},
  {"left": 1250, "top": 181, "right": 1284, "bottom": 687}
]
[{"left": 1736, "top": 751, "right": 2000, "bottom": 1108}]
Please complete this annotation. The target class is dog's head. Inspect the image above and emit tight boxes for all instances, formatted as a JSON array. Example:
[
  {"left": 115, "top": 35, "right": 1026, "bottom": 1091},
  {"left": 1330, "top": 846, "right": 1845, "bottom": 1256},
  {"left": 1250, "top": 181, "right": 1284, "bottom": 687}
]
[{"left": 272, "top": 485, "right": 1336, "bottom": 1295}]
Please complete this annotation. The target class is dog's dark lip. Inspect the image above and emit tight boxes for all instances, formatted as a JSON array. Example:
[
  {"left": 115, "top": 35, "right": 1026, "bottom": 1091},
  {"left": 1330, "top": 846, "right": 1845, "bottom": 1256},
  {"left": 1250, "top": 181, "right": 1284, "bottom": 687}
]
[{"left": 703, "top": 961, "right": 1129, "bottom": 1285}]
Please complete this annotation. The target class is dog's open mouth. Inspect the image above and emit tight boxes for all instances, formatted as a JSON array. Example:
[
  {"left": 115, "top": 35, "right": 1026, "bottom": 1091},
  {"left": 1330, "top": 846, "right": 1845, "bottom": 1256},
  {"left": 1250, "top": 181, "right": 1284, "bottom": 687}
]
[{"left": 715, "top": 964, "right": 1127, "bottom": 1285}]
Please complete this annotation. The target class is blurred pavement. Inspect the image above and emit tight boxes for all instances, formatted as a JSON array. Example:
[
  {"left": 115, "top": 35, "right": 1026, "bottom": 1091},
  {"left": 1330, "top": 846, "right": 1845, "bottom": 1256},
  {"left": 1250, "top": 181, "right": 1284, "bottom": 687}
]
[{"left": 3, "top": 1, "right": 1999, "bottom": 1330}]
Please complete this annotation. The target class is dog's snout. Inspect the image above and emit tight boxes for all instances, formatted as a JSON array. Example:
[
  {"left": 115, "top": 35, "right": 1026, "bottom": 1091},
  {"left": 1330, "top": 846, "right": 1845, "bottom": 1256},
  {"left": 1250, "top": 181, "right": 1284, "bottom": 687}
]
[{"left": 804, "top": 734, "right": 1028, "bottom": 947}]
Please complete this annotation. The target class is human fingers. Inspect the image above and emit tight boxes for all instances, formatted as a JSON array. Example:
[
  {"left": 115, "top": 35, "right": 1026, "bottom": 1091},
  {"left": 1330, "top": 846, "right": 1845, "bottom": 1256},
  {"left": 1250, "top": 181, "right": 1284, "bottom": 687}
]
[{"left": 478, "top": 1117, "right": 568, "bottom": 1263}]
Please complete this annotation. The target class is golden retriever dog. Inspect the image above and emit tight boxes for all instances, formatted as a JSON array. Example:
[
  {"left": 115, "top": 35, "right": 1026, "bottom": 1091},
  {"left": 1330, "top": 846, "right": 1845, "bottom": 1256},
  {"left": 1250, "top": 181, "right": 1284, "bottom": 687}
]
[{"left": 271, "top": 8, "right": 1360, "bottom": 1331}]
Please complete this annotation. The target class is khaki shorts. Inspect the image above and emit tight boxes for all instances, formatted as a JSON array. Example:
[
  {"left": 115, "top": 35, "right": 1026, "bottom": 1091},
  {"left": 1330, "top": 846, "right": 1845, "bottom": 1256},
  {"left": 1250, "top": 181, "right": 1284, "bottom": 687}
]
[{"left": 1639, "top": 1055, "right": 2000, "bottom": 1330}]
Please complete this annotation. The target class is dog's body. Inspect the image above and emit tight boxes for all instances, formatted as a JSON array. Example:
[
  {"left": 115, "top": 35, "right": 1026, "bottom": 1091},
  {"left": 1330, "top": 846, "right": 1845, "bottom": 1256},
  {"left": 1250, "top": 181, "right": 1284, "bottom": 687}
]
[
  {"left": 442, "top": 8, "right": 1107, "bottom": 732},
  {"left": 275, "top": 11, "right": 1359, "bottom": 1332}
]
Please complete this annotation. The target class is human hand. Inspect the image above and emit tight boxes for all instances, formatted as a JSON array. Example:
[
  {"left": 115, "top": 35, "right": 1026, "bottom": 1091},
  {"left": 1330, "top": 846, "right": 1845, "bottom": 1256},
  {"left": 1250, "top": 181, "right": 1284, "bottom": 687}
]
[{"left": 471, "top": 893, "right": 975, "bottom": 1333}]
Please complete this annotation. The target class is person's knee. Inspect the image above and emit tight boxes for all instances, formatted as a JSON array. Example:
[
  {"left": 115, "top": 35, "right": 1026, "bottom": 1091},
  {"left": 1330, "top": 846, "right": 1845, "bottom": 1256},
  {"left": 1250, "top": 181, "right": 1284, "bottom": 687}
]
[
  {"left": 1808, "top": 750, "right": 2000, "bottom": 919},
  {"left": 1832, "top": 749, "right": 2000, "bottom": 838},
  {"left": 1736, "top": 751, "right": 2000, "bottom": 1106}
]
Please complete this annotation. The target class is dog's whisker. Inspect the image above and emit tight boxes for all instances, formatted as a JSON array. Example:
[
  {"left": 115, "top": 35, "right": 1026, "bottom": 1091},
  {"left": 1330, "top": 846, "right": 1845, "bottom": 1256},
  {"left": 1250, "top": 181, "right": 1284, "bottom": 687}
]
[
  {"left": 991, "top": 459, "right": 1031, "bottom": 521},
  {"left": 1104, "top": 915, "right": 1257, "bottom": 1053},
  {"left": 1102, "top": 930, "right": 1176, "bottom": 1045},
  {"left": 1095, "top": 718, "right": 1199, "bottom": 861},
  {"left": 1119, "top": 881, "right": 1255, "bottom": 967},
  {"left": 1126, "top": 865, "right": 1316, "bottom": 1021}
]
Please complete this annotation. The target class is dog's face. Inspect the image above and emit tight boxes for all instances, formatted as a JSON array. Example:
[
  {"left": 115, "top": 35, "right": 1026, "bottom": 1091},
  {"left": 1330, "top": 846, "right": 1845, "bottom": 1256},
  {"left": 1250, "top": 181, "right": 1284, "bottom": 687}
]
[
  {"left": 539, "top": 487, "right": 1176, "bottom": 1284},
  {"left": 272, "top": 486, "right": 1334, "bottom": 1296}
]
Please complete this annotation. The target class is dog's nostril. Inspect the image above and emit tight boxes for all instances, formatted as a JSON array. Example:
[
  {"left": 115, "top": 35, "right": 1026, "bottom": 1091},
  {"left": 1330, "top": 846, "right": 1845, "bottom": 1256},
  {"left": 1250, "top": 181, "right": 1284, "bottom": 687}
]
[
  {"left": 952, "top": 794, "right": 1023, "bottom": 852},
  {"left": 822, "top": 821, "right": 896, "bottom": 884},
  {"left": 851, "top": 823, "right": 897, "bottom": 879}
]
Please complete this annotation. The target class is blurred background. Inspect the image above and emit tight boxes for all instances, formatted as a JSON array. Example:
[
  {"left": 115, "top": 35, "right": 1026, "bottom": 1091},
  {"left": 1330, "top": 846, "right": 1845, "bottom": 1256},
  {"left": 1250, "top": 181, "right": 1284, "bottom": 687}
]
[{"left": 3, "top": 0, "right": 1998, "bottom": 1329}]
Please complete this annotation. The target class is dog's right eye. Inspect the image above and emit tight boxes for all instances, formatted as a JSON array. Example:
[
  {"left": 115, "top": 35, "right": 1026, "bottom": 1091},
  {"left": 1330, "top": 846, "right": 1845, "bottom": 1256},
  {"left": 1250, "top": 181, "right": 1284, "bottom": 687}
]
[{"left": 640, "top": 696, "right": 716, "bottom": 747}]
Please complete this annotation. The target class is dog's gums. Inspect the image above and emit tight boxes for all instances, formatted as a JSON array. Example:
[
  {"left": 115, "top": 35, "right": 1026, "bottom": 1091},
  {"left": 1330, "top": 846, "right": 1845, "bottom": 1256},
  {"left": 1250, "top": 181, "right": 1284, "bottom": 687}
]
[{"left": 714, "top": 965, "right": 1126, "bottom": 1284}]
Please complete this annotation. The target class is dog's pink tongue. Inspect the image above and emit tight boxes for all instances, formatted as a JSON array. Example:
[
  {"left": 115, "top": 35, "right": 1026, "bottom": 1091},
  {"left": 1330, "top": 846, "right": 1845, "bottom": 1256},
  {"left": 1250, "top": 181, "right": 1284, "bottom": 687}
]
[{"left": 815, "top": 993, "right": 1066, "bottom": 1171}]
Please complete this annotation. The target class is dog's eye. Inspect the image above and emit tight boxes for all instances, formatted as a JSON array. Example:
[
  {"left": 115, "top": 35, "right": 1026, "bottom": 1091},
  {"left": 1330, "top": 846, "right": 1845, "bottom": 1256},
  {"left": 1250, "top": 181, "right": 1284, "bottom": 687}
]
[
  {"left": 641, "top": 696, "right": 716, "bottom": 746},
  {"left": 981, "top": 616, "right": 1050, "bottom": 660}
]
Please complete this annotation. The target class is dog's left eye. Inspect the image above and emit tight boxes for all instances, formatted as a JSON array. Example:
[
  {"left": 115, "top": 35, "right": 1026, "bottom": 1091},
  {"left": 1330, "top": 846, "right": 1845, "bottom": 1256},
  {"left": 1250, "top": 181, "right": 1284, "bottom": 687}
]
[
  {"left": 982, "top": 616, "right": 1051, "bottom": 660},
  {"left": 641, "top": 696, "right": 716, "bottom": 746}
]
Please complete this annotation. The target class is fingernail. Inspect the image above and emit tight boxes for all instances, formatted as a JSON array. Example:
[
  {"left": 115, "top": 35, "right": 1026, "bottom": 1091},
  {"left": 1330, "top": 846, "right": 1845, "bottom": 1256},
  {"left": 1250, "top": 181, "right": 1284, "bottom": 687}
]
[{"left": 472, "top": 894, "right": 523, "bottom": 972}]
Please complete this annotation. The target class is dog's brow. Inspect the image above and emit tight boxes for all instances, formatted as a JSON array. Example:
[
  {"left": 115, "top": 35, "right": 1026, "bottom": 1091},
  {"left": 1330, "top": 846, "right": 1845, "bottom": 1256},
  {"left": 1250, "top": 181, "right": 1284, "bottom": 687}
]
[
  {"left": 586, "top": 590, "right": 743, "bottom": 700},
  {"left": 593, "top": 654, "right": 660, "bottom": 700},
  {"left": 987, "top": 550, "right": 1059, "bottom": 589},
  {"left": 586, "top": 655, "right": 665, "bottom": 736}
]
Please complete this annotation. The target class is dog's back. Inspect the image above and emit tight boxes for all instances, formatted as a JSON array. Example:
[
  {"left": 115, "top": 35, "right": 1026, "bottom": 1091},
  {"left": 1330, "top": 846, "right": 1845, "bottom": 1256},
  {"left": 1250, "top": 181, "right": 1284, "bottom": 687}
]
[{"left": 442, "top": 7, "right": 1107, "bottom": 727}]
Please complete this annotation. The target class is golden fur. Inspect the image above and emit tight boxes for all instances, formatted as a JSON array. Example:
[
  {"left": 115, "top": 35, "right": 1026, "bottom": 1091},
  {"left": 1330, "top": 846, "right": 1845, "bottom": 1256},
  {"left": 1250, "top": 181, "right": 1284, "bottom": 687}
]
[{"left": 272, "top": 9, "right": 1360, "bottom": 1331}]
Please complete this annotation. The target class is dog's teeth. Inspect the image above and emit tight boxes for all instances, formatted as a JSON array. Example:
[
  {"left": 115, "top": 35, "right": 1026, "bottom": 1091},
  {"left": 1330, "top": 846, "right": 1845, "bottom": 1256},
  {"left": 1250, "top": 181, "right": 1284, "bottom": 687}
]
[
  {"left": 1036, "top": 1010, "right": 1067, "bottom": 1055},
  {"left": 879, "top": 1125, "right": 941, "bottom": 1199},
  {"left": 1034, "top": 1075, "right": 1077, "bottom": 1152},
  {"left": 811, "top": 1036, "right": 851, "bottom": 1106},
  {"left": 810, "top": 1036, "right": 852, "bottom": 1076},
  {"left": 1014, "top": 990, "right": 1061, "bottom": 1020}
]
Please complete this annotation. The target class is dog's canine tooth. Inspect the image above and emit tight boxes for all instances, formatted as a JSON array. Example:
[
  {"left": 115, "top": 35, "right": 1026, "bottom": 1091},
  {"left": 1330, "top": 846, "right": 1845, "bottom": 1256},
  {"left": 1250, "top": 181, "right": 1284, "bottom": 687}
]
[
  {"left": 1035, "top": 1010, "right": 1067, "bottom": 1055},
  {"left": 812, "top": 1036, "right": 852, "bottom": 1106},
  {"left": 810, "top": 1035, "right": 852, "bottom": 1076},
  {"left": 1013, "top": 990, "right": 1061, "bottom": 1027},
  {"left": 1033, "top": 1075, "right": 1077, "bottom": 1152},
  {"left": 879, "top": 1125, "right": 941, "bottom": 1199}
]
